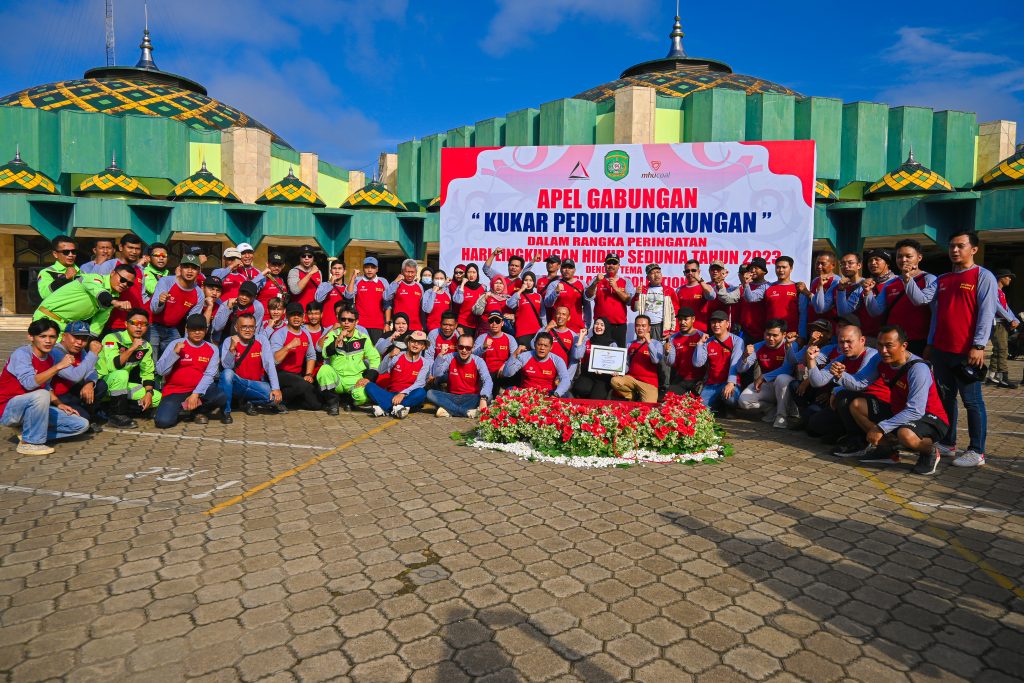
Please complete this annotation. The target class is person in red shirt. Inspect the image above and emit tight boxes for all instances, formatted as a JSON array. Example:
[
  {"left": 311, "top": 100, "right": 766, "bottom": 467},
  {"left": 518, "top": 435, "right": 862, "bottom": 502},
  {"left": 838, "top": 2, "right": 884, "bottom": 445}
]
[
  {"left": 676, "top": 259, "right": 712, "bottom": 331},
  {"left": 609, "top": 315, "right": 664, "bottom": 403},
  {"left": 471, "top": 278, "right": 512, "bottom": 333},
  {"left": 739, "top": 257, "right": 771, "bottom": 342},
  {"left": 149, "top": 254, "right": 202, "bottom": 360},
  {"left": 287, "top": 245, "right": 322, "bottom": 313},
  {"left": 364, "top": 329, "right": 430, "bottom": 419},
  {"left": 220, "top": 312, "right": 284, "bottom": 420},
  {"left": 586, "top": 252, "right": 635, "bottom": 347},
  {"left": 535, "top": 306, "right": 579, "bottom": 367},
  {"left": 800, "top": 252, "right": 840, "bottom": 333},
  {"left": 316, "top": 259, "right": 349, "bottom": 330},
  {"left": 153, "top": 314, "right": 228, "bottom": 427},
  {"left": 262, "top": 297, "right": 286, "bottom": 335},
  {"left": 453, "top": 264, "right": 486, "bottom": 334},
  {"left": 501, "top": 333, "right": 573, "bottom": 397},
  {"left": 537, "top": 254, "right": 564, "bottom": 321},
  {"left": 665, "top": 307, "right": 704, "bottom": 396},
  {"left": 268, "top": 302, "right": 322, "bottom": 411},
  {"left": 256, "top": 252, "right": 289, "bottom": 307},
  {"left": 426, "top": 312, "right": 460, "bottom": 361},
  {"left": 50, "top": 321, "right": 104, "bottom": 430},
  {"left": 428, "top": 334, "right": 493, "bottom": 418},
  {"left": 346, "top": 256, "right": 390, "bottom": 344},
  {"left": 473, "top": 312, "right": 517, "bottom": 387},
  {"left": 220, "top": 243, "right": 261, "bottom": 301},
  {"left": 542, "top": 259, "right": 588, "bottom": 330},
  {"left": 96, "top": 233, "right": 147, "bottom": 332},
  {"left": 483, "top": 247, "right": 532, "bottom": 291},
  {"left": 422, "top": 270, "right": 453, "bottom": 332},
  {"left": 507, "top": 272, "right": 546, "bottom": 347},
  {"left": 386, "top": 259, "right": 426, "bottom": 331},
  {"left": 761, "top": 256, "right": 808, "bottom": 340},
  {"left": 448, "top": 264, "right": 466, "bottom": 297}
]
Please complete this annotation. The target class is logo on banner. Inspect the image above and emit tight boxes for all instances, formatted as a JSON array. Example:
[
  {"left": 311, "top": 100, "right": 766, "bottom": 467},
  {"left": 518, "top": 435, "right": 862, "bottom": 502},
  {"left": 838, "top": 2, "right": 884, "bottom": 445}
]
[
  {"left": 604, "top": 150, "right": 630, "bottom": 181},
  {"left": 568, "top": 161, "right": 590, "bottom": 180},
  {"left": 650, "top": 160, "right": 662, "bottom": 171}
]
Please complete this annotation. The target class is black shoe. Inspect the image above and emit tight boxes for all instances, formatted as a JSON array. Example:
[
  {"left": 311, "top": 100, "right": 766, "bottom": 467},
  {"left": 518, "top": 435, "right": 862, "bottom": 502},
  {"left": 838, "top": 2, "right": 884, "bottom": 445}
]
[
  {"left": 327, "top": 404, "right": 339, "bottom": 416},
  {"left": 342, "top": 403, "right": 353, "bottom": 413},
  {"left": 856, "top": 447, "right": 900, "bottom": 465},
  {"left": 245, "top": 403, "right": 259, "bottom": 416},
  {"left": 88, "top": 422, "right": 104, "bottom": 434},
  {"left": 912, "top": 447, "right": 940, "bottom": 475},
  {"left": 832, "top": 441, "right": 866, "bottom": 457},
  {"left": 996, "top": 373, "right": 1018, "bottom": 389},
  {"left": 194, "top": 414, "right": 209, "bottom": 425},
  {"left": 269, "top": 403, "right": 288, "bottom": 414},
  {"left": 220, "top": 412, "right": 233, "bottom": 425},
  {"left": 108, "top": 414, "right": 137, "bottom": 429}
]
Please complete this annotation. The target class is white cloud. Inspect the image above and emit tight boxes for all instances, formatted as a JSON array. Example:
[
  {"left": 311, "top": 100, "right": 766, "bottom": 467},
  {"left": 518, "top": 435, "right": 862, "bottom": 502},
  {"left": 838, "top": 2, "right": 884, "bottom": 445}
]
[{"left": 481, "top": 0, "right": 658, "bottom": 57}]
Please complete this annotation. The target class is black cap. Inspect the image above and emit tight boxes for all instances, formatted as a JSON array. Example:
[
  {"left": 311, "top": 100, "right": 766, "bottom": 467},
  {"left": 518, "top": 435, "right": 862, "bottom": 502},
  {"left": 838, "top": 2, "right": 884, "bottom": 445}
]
[
  {"left": 487, "top": 311, "right": 504, "bottom": 322},
  {"left": 285, "top": 302, "right": 305, "bottom": 317},
  {"left": 204, "top": 275, "right": 223, "bottom": 289},
  {"left": 808, "top": 318, "right": 832, "bottom": 332},
  {"left": 837, "top": 313, "right": 861, "bottom": 328},
  {"left": 708, "top": 310, "right": 729, "bottom": 322},
  {"left": 186, "top": 244, "right": 204, "bottom": 256},
  {"left": 561, "top": 259, "right": 576, "bottom": 268},
  {"left": 994, "top": 268, "right": 1014, "bottom": 280},
  {"left": 867, "top": 248, "right": 894, "bottom": 267},
  {"left": 238, "top": 281, "right": 259, "bottom": 297},
  {"left": 603, "top": 252, "right": 620, "bottom": 264},
  {"left": 645, "top": 263, "right": 661, "bottom": 275},
  {"left": 749, "top": 257, "right": 768, "bottom": 271},
  {"left": 544, "top": 254, "right": 562, "bottom": 265},
  {"left": 677, "top": 306, "right": 696, "bottom": 319},
  {"left": 298, "top": 244, "right": 316, "bottom": 255},
  {"left": 268, "top": 252, "right": 285, "bottom": 265},
  {"left": 184, "top": 314, "right": 208, "bottom": 330}
]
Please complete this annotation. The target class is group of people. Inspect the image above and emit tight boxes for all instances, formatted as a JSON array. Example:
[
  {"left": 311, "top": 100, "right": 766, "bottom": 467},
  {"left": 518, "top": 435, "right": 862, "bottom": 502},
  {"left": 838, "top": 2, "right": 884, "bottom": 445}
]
[{"left": 2, "top": 231, "right": 1016, "bottom": 477}]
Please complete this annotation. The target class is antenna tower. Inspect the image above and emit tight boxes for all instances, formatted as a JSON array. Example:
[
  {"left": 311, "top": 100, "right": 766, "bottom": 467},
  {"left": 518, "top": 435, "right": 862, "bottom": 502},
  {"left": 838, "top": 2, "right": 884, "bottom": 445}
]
[{"left": 104, "top": 0, "right": 116, "bottom": 66}]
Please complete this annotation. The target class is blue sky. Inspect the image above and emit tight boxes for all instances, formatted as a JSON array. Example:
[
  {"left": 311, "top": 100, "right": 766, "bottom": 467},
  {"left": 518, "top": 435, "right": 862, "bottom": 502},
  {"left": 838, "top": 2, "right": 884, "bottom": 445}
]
[{"left": 1, "top": 0, "right": 1021, "bottom": 173}]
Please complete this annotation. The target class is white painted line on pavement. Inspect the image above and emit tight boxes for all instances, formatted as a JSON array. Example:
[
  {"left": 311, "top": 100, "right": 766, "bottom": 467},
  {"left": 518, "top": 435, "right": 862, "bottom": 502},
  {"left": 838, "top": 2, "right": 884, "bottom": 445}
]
[
  {"left": 0, "top": 484, "right": 150, "bottom": 506},
  {"left": 955, "top": 428, "right": 1024, "bottom": 436},
  {"left": 908, "top": 500, "right": 1024, "bottom": 516},
  {"left": 112, "top": 430, "right": 331, "bottom": 450}
]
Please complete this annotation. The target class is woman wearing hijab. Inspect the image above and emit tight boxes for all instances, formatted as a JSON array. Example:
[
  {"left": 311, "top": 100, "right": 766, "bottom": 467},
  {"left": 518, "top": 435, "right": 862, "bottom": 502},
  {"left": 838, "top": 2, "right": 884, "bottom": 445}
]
[
  {"left": 507, "top": 272, "right": 545, "bottom": 348},
  {"left": 376, "top": 312, "right": 411, "bottom": 359},
  {"left": 571, "top": 317, "right": 617, "bottom": 399},
  {"left": 452, "top": 263, "right": 485, "bottom": 335},
  {"left": 472, "top": 276, "right": 512, "bottom": 334}
]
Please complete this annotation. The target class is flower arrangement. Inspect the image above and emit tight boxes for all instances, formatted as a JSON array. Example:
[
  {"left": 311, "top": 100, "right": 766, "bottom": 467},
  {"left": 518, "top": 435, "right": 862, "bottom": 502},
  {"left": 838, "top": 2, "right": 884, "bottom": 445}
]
[{"left": 470, "top": 388, "right": 728, "bottom": 468}]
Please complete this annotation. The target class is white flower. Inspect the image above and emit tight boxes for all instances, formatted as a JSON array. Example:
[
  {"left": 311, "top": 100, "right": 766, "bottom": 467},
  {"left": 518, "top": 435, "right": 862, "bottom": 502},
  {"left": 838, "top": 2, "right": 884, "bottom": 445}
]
[{"left": 470, "top": 440, "right": 724, "bottom": 469}]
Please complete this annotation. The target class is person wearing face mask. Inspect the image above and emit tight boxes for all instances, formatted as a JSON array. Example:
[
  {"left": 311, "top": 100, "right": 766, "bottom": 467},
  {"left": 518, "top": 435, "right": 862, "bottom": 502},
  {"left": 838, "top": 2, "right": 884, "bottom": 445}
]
[
  {"left": 315, "top": 259, "right": 349, "bottom": 329},
  {"left": 452, "top": 263, "right": 486, "bottom": 334},
  {"left": 507, "top": 272, "right": 546, "bottom": 347},
  {"left": 428, "top": 334, "right": 493, "bottom": 418},
  {"left": 422, "top": 270, "right": 453, "bottom": 332},
  {"left": 419, "top": 267, "right": 434, "bottom": 289},
  {"left": 317, "top": 306, "right": 381, "bottom": 414},
  {"left": 570, "top": 317, "right": 616, "bottom": 400}
]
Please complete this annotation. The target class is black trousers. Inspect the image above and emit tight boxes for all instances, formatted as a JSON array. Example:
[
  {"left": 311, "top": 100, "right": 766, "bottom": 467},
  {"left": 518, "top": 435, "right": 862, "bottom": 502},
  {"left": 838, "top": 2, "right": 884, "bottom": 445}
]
[
  {"left": 61, "top": 383, "right": 108, "bottom": 422},
  {"left": 573, "top": 373, "right": 611, "bottom": 399},
  {"left": 365, "top": 328, "right": 385, "bottom": 345},
  {"left": 606, "top": 323, "right": 627, "bottom": 348},
  {"left": 665, "top": 378, "right": 702, "bottom": 397},
  {"left": 278, "top": 371, "right": 323, "bottom": 410}
]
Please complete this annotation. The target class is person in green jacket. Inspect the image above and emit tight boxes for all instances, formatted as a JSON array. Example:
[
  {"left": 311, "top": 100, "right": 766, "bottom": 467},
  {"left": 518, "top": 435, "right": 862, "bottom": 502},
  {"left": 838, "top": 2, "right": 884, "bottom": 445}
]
[
  {"left": 96, "top": 308, "right": 162, "bottom": 428},
  {"left": 34, "top": 264, "right": 137, "bottom": 335},
  {"left": 317, "top": 305, "right": 380, "bottom": 415},
  {"left": 143, "top": 242, "right": 170, "bottom": 297},
  {"left": 36, "top": 236, "right": 80, "bottom": 300}
]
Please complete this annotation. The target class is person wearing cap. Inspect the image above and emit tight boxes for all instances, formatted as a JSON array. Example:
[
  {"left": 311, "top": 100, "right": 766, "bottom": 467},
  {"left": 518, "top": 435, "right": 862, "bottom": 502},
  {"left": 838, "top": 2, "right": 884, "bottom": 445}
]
[
  {"left": 92, "top": 234, "right": 148, "bottom": 332},
  {"left": 665, "top": 307, "right": 704, "bottom": 396},
  {"left": 502, "top": 332, "right": 573, "bottom": 397},
  {"left": 220, "top": 243, "right": 261, "bottom": 302},
  {"left": 483, "top": 248, "right": 533, "bottom": 292},
  {"left": 692, "top": 310, "right": 745, "bottom": 414},
  {"left": 990, "top": 268, "right": 1020, "bottom": 388},
  {"left": 786, "top": 318, "right": 836, "bottom": 427},
  {"left": 345, "top": 256, "right": 390, "bottom": 344},
  {"left": 36, "top": 236, "right": 80, "bottom": 300},
  {"left": 50, "top": 321, "right": 104, "bottom": 430},
  {"left": 317, "top": 306, "right": 381, "bottom": 415},
  {"left": 426, "top": 311, "right": 461, "bottom": 361},
  {"left": 798, "top": 252, "right": 839, "bottom": 333},
  {"left": 736, "top": 318, "right": 800, "bottom": 428},
  {"left": 903, "top": 230, "right": 998, "bottom": 468},
  {"left": 632, "top": 264, "right": 678, "bottom": 341},
  {"left": 543, "top": 259, "right": 588, "bottom": 331},
  {"left": 182, "top": 245, "right": 208, "bottom": 286},
  {"left": 428, "top": 334, "right": 493, "bottom": 418},
  {"left": 96, "top": 308, "right": 162, "bottom": 428},
  {"left": 256, "top": 252, "right": 289, "bottom": 307},
  {"left": 386, "top": 259, "right": 427, "bottom": 331},
  {"left": 842, "top": 249, "right": 897, "bottom": 343},
  {"left": 536, "top": 255, "right": 564, "bottom": 320},
  {"left": 150, "top": 254, "right": 203, "bottom": 360},
  {"left": 0, "top": 319, "right": 91, "bottom": 455},
  {"left": 676, "top": 259, "right": 712, "bottom": 332},
  {"left": 154, "top": 314, "right": 228, "bottom": 427},
  {"left": 422, "top": 269, "right": 454, "bottom": 332},
  {"left": 704, "top": 260, "right": 739, "bottom": 329},
  {"left": 507, "top": 272, "right": 546, "bottom": 347},
  {"left": 287, "top": 245, "right": 323, "bottom": 312},
  {"left": 220, "top": 312, "right": 284, "bottom": 422},
  {"left": 474, "top": 312, "right": 518, "bottom": 387},
  {"left": 315, "top": 258, "right": 348, "bottom": 329},
  {"left": 212, "top": 247, "right": 243, "bottom": 299},
  {"left": 34, "top": 264, "right": 134, "bottom": 336},
  {"left": 739, "top": 257, "right": 771, "bottom": 342},
  {"left": 364, "top": 329, "right": 431, "bottom": 419},
  {"left": 269, "top": 302, "right": 322, "bottom": 411},
  {"left": 142, "top": 242, "right": 171, "bottom": 297},
  {"left": 80, "top": 237, "right": 115, "bottom": 275},
  {"left": 215, "top": 280, "right": 266, "bottom": 341},
  {"left": 609, "top": 315, "right": 664, "bottom": 403},
  {"left": 585, "top": 252, "right": 635, "bottom": 347},
  {"left": 189, "top": 275, "right": 225, "bottom": 341}
]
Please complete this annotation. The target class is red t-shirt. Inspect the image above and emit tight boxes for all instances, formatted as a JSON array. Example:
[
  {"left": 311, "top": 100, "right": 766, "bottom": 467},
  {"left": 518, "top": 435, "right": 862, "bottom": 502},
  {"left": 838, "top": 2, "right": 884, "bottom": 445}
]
[
  {"left": 520, "top": 356, "right": 559, "bottom": 393},
  {"left": 354, "top": 278, "right": 387, "bottom": 329},
  {"left": 0, "top": 352, "right": 52, "bottom": 413},
  {"left": 933, "top": 268, "right": 981, "bottom": 355},
  {"left": 670, "top": 331, "right": 702, "bottom": 381},
  {"left": 163, "top": 341, "right": 215, "bottom": 396},
  {"left": 320, "top": 284, "right": 348, "bottom": 329},
  {"left": 763, "top": 283, "right": 800, "bottom": 334},
  {"left": 626, "top": 341, "right": 659, "bottom": 387},
  {"left": 154, "top": 282, "right": 199, "bottom": 330},
  {"left": 592, "top": 277, "right": 630, "bottom": 325},
  {"left": 233, "top": 338, "right": 268, "bottom": 382},
  {"left": 257, "top": 274, "right": 287, "bottom": 306},
  {"left": 392, "top": 281, "right": 425, "bottom": 331},
  {"left": 446, "top": 357, "right": 484, "bottom": 395},
  {"left": 676, "top": 283, "right": 709, "bottom": 330},
  {"left": 548, "top": 279, "right": 586, "bottom": 330},
  {"left": 277, "top": 330, "right": 310, "bottom": 374}
]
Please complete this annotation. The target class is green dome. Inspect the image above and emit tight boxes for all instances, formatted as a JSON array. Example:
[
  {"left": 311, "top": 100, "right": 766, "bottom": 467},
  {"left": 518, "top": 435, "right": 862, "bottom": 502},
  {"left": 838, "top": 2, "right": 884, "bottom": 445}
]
[
  {"left": 976, "top": 144, "right": 1024, "bottom": 189},
  {"left": 169, "top": 161, "right": 240, "bottom": 202},
  {"left": 256, "top": 168, "right": 325, "bottom": 207},
  {"left": 76, "top": 157, "right": 152, "bottom": 198},
  {"left": 0, "top": 149, "right": 56, "bottom": 194},
  {"left": 865, "top": 150, "right": 953, "bottom": 198},
  {"left": 815, "top": 181, "right": 838, "bottom": 203},
  {"left": 341, "top": 180, "right": 407, "bottom": 211}
]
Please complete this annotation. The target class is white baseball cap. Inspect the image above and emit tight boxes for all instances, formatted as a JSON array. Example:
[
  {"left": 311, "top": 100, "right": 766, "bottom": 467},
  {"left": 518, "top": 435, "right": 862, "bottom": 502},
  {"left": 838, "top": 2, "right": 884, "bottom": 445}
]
[
  {"left": 223, "top": 247, "right": 242, "bottom": 259},
  {"left": 236, "top": 242, "right": 254, "bottom": 253}
]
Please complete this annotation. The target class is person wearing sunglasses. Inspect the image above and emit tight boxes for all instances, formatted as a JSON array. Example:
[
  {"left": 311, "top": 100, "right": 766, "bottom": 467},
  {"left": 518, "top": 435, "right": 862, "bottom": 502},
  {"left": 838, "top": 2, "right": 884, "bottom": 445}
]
[
  {"left": 676, "top": 259, "right": 711, "bottom": 332},
  {"left": 427, "top": 334, "right": 492, "bottom": 418},
  {"left": 35, "top": 264, "right": 136, "bottom": 337},
  {"left": 317, "top": 305, "right": 382, "bottom": 415},
  {"left": 92, "top": 234, "right": 148, "bottom": 333},
  {"left": 287, "top": 245, "right": 323, "bottom": 313},
  {"left": 36, "top": 236, "right": 80, "bottom": 300},
  {"left": 96, "top": 308, "right": 162, "bottom": 428}
]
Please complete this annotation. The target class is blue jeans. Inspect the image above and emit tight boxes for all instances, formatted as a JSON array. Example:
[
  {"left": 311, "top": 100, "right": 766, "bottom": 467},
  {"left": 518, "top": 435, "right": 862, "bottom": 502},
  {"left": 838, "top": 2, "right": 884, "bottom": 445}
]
[
  {"left": 701, "top": 382, "right": 738, "bottom": 411},
  {"left": 426, "top": 390, "right": 480, "bottom": 417},
  {"left": 364, "top": 383, "right": 427, "bottom": 412},
  {"left": 220, "top": 370, "right": 273, "bottom": 413},
  {"left": 149, "top": 324, "right": 181, "bottom": 364},
  {"left": 931, "top": 348, "right": 987, "bottom": 452},
  {"left": 154, "top": 385, "right": 228, "bottom": 429},
  {"left": 1, "top": 389, "right": 89, "bottom": 444}
]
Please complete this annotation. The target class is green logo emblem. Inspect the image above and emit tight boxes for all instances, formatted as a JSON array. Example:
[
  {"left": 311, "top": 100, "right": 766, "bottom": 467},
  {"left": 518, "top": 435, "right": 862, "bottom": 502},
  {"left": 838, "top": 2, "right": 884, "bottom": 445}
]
[{"left": 604, "top": 150, "right": 630, "bottom": 182}]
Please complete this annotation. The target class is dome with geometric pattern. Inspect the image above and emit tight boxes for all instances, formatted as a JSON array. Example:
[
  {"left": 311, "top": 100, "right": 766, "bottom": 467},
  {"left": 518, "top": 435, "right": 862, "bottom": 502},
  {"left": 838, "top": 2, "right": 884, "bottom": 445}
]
[
  {"left": 426, "top": 196, "right": 440, "bottom": 212},
  {"left": 0, "top": 149, "right": 56, "bottom": 195},
  {"left": 976, "top": 144, "right": 1024, "bottom": 189},
  {"left": 75, "top": 156, "right": 152, "bottom": 198},
  {"left": 341, "top": 180, "right": 407, "bottom": 211},
  {"left": 574, "top": 16, "right": 799, "bottom": 103},
  {"left": 815, "top": 181, "right": 837, "bottom": 203},
  {"left": 865, "top": 150, "right": 954, "bottom": 198},
  {"left": 169, "top": 161, "right": 240, "bottom": 202},
  {"left": 256, "top": 168, "right": 325, "bottom": 207}
]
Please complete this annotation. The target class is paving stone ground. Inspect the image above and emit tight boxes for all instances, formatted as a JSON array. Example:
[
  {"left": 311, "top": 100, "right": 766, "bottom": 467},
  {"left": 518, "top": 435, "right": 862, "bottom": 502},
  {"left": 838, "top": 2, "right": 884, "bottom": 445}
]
[{"left": 0, "top": 329, "right": 1021, "bottom": 682}]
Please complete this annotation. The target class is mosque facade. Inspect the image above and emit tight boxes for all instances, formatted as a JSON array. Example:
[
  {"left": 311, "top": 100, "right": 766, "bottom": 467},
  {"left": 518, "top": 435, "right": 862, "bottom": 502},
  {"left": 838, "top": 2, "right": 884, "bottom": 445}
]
[{"left": 0, "top": 17, "right": 1021, "bottom": 314}]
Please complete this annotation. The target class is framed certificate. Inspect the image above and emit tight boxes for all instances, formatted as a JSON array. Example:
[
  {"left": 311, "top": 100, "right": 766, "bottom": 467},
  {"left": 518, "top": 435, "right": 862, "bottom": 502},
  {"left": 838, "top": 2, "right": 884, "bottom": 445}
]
[{"left": 588, "top": 345, "right": 628, "bottom": 375}]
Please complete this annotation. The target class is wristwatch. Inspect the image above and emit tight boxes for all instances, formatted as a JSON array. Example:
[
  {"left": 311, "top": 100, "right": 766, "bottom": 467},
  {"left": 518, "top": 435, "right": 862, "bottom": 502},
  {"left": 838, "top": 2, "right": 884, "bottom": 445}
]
[{"left": 971, "top": 344, "right": 985, "bottom": 351}]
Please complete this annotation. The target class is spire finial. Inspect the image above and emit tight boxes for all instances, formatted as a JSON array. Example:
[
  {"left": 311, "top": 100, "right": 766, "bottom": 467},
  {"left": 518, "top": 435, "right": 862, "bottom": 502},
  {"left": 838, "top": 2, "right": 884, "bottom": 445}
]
[
  {"left": 14, "top": 144, "right": 21, "bottom": 163},
  {"left": 287, "top": 166, "right": 296, "bottom": 178},
  {"left": 906, "top": 146, "right": 918, "bottom": 165},
  {"left": 109, "top": 150, "right": 119, "bottom": 170},
  {"left": 666, "top": 13, "right": 686, "bottom": 59},
  {"left": 136, "top": 4, "right": 158, "bottom": 70},
  {"left": 200, "top": 159, "right": 208, "bottom": 172}
]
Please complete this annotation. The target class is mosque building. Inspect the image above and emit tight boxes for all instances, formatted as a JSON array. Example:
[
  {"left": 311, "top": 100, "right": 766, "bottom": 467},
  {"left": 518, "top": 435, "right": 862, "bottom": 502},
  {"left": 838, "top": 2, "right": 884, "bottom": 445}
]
[{"left": 0, "top": 15, "right": 1021, "bottom": 314}]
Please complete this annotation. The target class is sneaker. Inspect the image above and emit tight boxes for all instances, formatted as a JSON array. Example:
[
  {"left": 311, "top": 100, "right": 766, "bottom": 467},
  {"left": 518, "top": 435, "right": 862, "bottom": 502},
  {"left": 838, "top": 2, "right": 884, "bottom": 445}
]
[
  {"left": 913, "top": 446, "right": 941, "bottom": 475},
  {"left": 220, "top": 412, "right": 233, "bottom": 425},
  {"left": 16, "top": 442, "right": 54, "bottom": 456},
  {"left": 833, "top": 442, "right": 868, "bottom": 458},
  {"left": 326, "top": 404, "right": 339, "bottom": 417},
  {"left": 857, "top": 447, "right": 900, "bottom": 465},
  {"left": 245, "top": 403, "right": 259, "bottom": 416},
  {"left": 435, "top": 407, "right": 451, "bottom": 418},
  {"left": 466, "top": 409, "right": 479, "bottom": 419},
  {"left": 88, "top": 423, "right": 104, "bottom": 434},
  {"left": 194, "top": 414, "right": 209, "bottom": 425},
  {"left": 392, "top": 406, "right": 410, "bottom": 419},
  {"left": 108, "top": 414, "right": 137, "bottom": 429},
  {"left": 952, "top": 450, "right": 985, "bottom": 468},
  {"left": 372, "top": 405, "right": 386, "bottom": 417},
  {"left": 268, "top": 403, "right": 288, "bottom": 414},
  {"left": 772, "top": 415, "right": 789, "bottom": 429},
  {"left": 935, "top": 443, "right": 957, "bottom": 458},
  {"left": 760, "top": 412, "right": 774, "bottom": 423}
]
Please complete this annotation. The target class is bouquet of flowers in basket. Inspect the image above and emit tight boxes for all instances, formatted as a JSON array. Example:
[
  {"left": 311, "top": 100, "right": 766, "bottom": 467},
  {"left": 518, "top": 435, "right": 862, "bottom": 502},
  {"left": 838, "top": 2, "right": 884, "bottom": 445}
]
[{"left": 472, "top": 388, "right": 726, "bottom": 466}]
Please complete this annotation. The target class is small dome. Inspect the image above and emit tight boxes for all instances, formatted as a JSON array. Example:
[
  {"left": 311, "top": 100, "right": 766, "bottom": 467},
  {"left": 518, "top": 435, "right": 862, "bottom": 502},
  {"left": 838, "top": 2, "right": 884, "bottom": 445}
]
[
  {"left": 169, "top": 161, "right": 240, "bottom": 202},
  {"left": 341, "top": 180, "right": 407, "bottom": 211},
  {"left": 256, "top": 168, "right": 325, "bottom": 207},
  {"left": 976, "top": 144, "right": 1024, "bottom": 189},
  {"left": 865, "top": 150, "right": 953, "bottom": 198},
  {"left": 426, "top": 196, "right": 440, "bottom": 212},
  {"left": 0, "top": 149, "right": 56, "bottom": 194},
  {"left": 815, "top": 181, "right": 837, "bottom": 203},
  {"left": 76, "top": 156, "right": 152, "bottom": 198}
]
